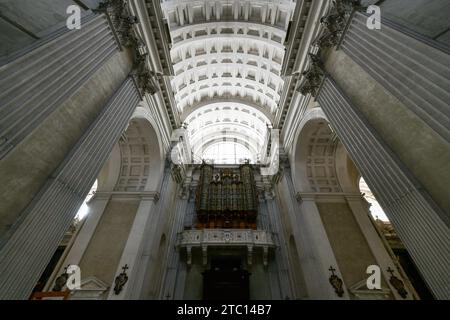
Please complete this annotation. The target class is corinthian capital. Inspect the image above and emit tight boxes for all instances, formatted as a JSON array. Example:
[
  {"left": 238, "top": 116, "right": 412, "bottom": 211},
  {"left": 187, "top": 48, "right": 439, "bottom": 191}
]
[{"left": 314, "top": 0, "right": 363, "bottom": 49}]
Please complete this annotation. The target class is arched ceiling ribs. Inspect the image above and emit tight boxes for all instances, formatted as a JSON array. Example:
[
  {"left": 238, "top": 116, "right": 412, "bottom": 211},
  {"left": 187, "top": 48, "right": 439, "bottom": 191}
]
[
  {"left": 306, "top": 122, "right": 341, "bottom": 193},
  {"left": 192, "top": 135, "right": 261, "bottom": 160},
  {"left": 173, "top": 52, "right": 282, "bottom": 77},
  {"left": 171, "top": 38, "right": 284, "bottom": 73},
  {"left": 162, "top": 0, "right": 296, "bottom": 162},
  {"left": 190, "top": 124, "right": 264, "bottom": 148},
  {"left": 294, "top": 119, "right": 341, "bottom": 193},
  {"left": 190, "top": 122, "right": 266, "bottom": 146},
  {"left": 186, "top": 102, "right": 270, "bottom": 159},
  {"left": 172, "top": 65, "right": 283, "bottom": 95},
  {"left": 180, "top": 98, "right": 274, "bottom": 123},
  {"left": 170, "top": 21, "right": 287, "bottom": 45},
  {"left": 175, "top": 81, "right": 280, "bottom": 114},
  {"left": 192, "top": 131, "right": 261, "bottom": 153},
  {"left": 171, "top": 34, "right": 285, "bottom": 53},
  {"left": 161, "top": 0, "right": 295, "bottom": 30},
  {"left": 175, "top": 78, "right": 280, "bottom": 104},
  {"left": 185, "top": 102, "right": 271, "bottom": 128},
  {"left": 116, "top": 118, "right": 162, "bottom": 192},
  {"left": 172, "top": 63, "right": 283, "bottom": 87}
]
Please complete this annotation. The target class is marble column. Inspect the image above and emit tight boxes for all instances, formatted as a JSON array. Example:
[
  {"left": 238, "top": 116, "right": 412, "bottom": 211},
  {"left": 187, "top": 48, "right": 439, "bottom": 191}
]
[
  {"left": 317, "top": 76, "right": 450, "bottom": 299},
  {"left": 0, "top": 77, "right": 141, "bottom": 299},
  {"left": 0, "top": 13, "right": 120, "bottom": 159}
]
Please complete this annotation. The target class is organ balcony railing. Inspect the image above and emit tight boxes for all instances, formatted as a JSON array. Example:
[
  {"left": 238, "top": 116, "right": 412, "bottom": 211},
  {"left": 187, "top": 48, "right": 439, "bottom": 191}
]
[{"left": 176, "top": 229, "right": 275, "bottom": 266}]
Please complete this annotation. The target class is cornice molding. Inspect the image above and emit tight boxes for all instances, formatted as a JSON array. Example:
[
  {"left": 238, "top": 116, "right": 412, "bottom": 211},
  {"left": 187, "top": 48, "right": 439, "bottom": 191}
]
[
  {"left": 296, "top": 192, "right": 362, "bottom": 203},
  {"left": 97, "top": 0, "right": 168, "bottom": 98},
  {"left": 94, "top": 190, "right": 160, "bottom": 201},
  {"left": 297, "top": 1, "right": 364, "bottom": 98},
  {"left": 297, "top": 52, "right": 326, "bottom": 97},
  {"left": 313, "top": 0, "right": 362, "bottom": 50}
]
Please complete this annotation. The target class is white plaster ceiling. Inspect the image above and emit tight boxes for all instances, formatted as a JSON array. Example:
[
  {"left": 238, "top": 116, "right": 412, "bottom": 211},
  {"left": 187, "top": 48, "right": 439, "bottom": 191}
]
[{"left": 161, "top": 0, "right": 296, "bottom": 161}]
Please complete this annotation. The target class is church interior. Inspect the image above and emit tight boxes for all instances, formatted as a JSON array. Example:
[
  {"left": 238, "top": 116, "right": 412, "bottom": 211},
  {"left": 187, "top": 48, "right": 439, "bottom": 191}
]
[{"left": 0, "top": 0, "right": 449, "bottom": 300}]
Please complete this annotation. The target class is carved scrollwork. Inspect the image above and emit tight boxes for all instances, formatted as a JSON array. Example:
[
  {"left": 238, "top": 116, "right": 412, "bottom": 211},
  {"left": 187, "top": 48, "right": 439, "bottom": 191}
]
[
  {"left": 297, "top": 52, "right": 325, "bottom": 97},
  {"left": 130, "top": 40, "right": 159, "bottom": 95},
  {"left": 99, "top": 0, "right": 159, "bottom": 96},
  {"left": 313, "top": 0, "right": 362, "bottom": 49},
  {"left": 297, "top": 1, "right": 363, "bottom": 98},
  {"left": 98, "top": 0, "right": 138, "bottom": 47},
  {"left": 133, "top": 66, "right": 159, "bottom": 95}
]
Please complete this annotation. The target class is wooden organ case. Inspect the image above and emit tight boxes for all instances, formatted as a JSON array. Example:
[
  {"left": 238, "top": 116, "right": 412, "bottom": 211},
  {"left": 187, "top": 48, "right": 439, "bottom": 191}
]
[{"left": 195, "top": 162, "right": 258, "bottom": 229}]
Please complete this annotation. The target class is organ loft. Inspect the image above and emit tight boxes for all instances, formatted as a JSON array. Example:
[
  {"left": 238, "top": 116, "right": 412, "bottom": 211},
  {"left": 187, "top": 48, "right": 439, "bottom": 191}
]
[{"left": 195, "top": 163, "right": 258, "bottom": 230}]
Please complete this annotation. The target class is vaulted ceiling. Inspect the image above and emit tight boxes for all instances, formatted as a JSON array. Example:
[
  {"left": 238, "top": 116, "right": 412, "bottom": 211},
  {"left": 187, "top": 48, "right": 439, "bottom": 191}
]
[{"left": 161, "top": 0, "right": 296, "bottom": 162}]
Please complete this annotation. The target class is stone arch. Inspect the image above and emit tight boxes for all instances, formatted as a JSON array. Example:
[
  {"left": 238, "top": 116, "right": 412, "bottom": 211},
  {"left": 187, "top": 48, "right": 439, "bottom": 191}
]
[
  {"left": 96, "top": 143, "right": 122, "bottom": 192},
  {"left": 185, "top": 101, "right": 271, "bottom": 163},
  {"left": 180, "top": 98, "right": 274, "bottom": 122},
  {"left": 96, "top": 105, "right": 165, "bottom": 193},
  {"left": 291, "top": 108, "right": 360, "bottom": 194},
  {"left": 291, "top": 108, "right": 341, "bottom": 193},
  {"left": 335, "top": 141, "right": 360, "bottom": 193}
]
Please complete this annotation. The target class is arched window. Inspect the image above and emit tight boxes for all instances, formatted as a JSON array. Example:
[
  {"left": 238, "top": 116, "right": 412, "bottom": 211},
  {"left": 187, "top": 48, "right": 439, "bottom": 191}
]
[
  {"left": 359, "top": 177, "right": 389, "bottom": 221},
  {"left": 74, "top": 180, "right": 98, "bottom": 221},
  {"left": 202, "top": 142, "right": 254, "bottom": 164}
]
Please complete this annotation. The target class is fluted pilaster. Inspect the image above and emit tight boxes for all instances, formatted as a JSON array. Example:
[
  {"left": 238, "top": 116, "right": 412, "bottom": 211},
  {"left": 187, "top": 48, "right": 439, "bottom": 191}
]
[
  {"left": 0, "top": 77, "right": 140, "bottom": 299},
  {"left": 340, "top": 11, "right": 450, "bottom": 142},
  {"left": 317, "top": 76, "right": 450, "bottom": 299},
  {"left": 0, "top": 13, "right": 120, "bottom": 159}
]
